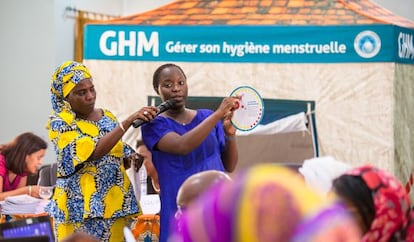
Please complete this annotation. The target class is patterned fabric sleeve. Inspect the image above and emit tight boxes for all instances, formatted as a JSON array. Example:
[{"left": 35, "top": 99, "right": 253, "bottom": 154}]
[{"left": 47, "top": 109, "right": 97, "bottom": 177}]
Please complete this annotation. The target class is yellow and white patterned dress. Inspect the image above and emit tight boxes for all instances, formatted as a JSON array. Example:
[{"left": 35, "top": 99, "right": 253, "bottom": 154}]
[{"left": 46, "top": 108, "right": 140, "bottom": 241}]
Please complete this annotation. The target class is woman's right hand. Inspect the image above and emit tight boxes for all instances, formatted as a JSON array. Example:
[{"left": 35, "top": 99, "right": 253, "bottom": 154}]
[
  {"left": 28, "top": 185, "right": 40, "bottom": 198},
  {"left": 216, "top": 96, "right": 240, "bottom": 118},
  {"left": 126, "top": 106, "right": 160, "bottom": 125}
]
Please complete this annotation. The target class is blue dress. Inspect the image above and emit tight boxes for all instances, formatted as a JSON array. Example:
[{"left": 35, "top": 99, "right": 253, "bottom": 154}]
[{"left": 142, "top": 109, "right": 226, "bottom": 242}]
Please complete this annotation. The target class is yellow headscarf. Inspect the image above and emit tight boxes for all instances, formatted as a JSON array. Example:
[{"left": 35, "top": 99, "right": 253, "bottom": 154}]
[{"left": 50, "top": 61, "right": 92, "bottom": 114}]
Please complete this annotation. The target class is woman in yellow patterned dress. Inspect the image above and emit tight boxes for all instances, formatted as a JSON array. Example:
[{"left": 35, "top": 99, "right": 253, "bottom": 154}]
[{"left": 46, "top": 61, "right": 159, "bottom": 241}]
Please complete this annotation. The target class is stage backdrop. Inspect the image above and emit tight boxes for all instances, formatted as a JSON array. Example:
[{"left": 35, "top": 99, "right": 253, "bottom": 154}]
[{"left": 82, "top": 0, "right": 414, "bottom": 194}]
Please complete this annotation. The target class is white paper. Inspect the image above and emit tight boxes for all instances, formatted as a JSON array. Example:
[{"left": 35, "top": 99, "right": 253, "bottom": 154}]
[
  {"left": 0, "top": 194, "right": 49, "bottom": 214},
  {"left": 140, "top": 194, "right": 160, "bottom": 215}
]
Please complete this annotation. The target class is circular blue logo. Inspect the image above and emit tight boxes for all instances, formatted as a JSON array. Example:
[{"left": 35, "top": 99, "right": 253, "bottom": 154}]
[{"left": 354, "top": 30, "right": 381, "bottom": 58}]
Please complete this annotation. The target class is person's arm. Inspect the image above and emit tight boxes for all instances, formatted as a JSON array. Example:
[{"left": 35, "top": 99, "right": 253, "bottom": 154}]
[
  {"left": 156, "top": 96, "right": 239, "bottom": 155},
  {"left": 89, "top": 106, "right": 159, "bottom": 161},
  {"left": 0, "top": 176, "right": 40, "bottom": 201},
  {"left": 0, "top": 186, "right": 35, "bottom": 201},
  {"left": 221, "top": 136, "right": 238, "bottom": 172},
  {"left": 220, "top": 112, "right": 238, "bottom": 172},
  {"left": 144, "top": 159, "right": 160, "bottom": 192}
]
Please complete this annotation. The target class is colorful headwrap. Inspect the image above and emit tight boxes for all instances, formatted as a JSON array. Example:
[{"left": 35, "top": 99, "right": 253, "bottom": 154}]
[
  {"left": 50, "top": 61, "right": 92, "bottom": 114},
  {"left": 345, "top": 165, "right": 414, "bottom": 242},
  {"left": 171, "top": 164, "right": 361, "bottom": 242}
]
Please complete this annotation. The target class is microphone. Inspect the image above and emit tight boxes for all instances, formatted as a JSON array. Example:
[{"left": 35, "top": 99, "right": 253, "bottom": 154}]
[{"left": 132, "top": 99, "right": 175, "bottom": 128}]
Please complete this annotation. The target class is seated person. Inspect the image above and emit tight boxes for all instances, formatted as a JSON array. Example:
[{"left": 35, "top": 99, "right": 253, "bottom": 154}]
[
  {"left": 128, "top": 141, "right": 162, "bottom": 242},
  {"left": 332, "top": 164, "right": 414, "bottom": 241},
  {"left": 175, "top": 170, "right": 232, "bottom": 216},
  {"left": 171, "top": 164, "right": 362, "bottom": 242},
  {"left": 172, "top": 170, "right": 232, "bottom": 239},
  {"left": 0, "top": 132, "right": 47, "bottom": 200},
  {"left": 136, "top": 139, "right": 160, "bottom": 194},
  {"left": 124, "top": 140, "right": 160, "bottom": 202}
]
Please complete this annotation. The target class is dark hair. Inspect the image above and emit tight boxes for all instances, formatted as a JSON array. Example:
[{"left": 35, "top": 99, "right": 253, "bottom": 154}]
[
  {"left": 332, "top": 174, "right": 375, "bottom": 232},
  {"left": 152, "top": 63, "right": 186, "bottom": 94},
  {"left": 0, "top": 132, "right": 47, "bottom": 174}
]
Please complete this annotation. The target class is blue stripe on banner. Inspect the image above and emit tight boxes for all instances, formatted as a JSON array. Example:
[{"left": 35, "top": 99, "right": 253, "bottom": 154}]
[{"left": 84, "top": 25, "right": 414, "bottom": 64}]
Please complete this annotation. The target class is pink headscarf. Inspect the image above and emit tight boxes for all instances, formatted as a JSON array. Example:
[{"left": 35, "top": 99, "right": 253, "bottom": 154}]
[{"left": 346, "top": 165, "right": 414, "bottom": 242}]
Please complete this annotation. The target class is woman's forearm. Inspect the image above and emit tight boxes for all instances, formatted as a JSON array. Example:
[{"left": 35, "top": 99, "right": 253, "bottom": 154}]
[
  {"left": 89, "top": 120, "right": 129, "bottom": 161},
  {"left": 158, "top": 112, "right": 222, "bottom": 154},
  {"left": 221, "top": 135, "right": 238, "bottom": 172},
  {"left": 0, "top": 186, "right": 34, "bottom": 201}
]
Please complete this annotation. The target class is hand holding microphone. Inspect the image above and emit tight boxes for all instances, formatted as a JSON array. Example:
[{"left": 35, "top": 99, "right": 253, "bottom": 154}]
[{"left": 132, "top": 99, "right": 176, "bottom": 128}]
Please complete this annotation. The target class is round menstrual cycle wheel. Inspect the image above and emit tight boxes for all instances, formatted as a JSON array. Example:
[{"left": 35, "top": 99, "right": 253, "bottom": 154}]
[{"left": 229, "top": 86, "right": 264, "bottom": 131}]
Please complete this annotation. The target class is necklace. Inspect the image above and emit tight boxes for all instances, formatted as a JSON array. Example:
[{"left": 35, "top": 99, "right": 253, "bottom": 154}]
[{"left": 166, "top": 109, "right": 188, "bottom": 125}]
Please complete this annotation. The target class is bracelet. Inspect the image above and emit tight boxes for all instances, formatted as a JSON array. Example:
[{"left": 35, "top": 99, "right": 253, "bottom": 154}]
[
  {"left": 119, "top": 122, "right": 126, "bottom": 133},
  {"left": 225, "top": 135, "right": 235, "bottom": 141},
  {"left": 28, "top": 185, "right": 32, "bottom": 196}
]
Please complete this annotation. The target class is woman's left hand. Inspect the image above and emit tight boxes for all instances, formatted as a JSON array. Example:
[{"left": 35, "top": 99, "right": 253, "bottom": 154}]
[{"left": 223, "top": 110, "right": 236, "bottom": 136}]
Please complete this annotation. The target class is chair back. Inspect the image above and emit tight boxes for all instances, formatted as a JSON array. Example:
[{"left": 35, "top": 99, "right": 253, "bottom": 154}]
[{"left": 37, "top": 163, "right": 57, "bottom": 186}]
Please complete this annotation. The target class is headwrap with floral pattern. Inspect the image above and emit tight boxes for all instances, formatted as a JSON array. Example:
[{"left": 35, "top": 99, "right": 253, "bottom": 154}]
[
  {"left": 346, "top": 165, "right": 414, "bottom": 242},
  {"left": 50, "top": 61, "right": 92, "bottom": 114}
]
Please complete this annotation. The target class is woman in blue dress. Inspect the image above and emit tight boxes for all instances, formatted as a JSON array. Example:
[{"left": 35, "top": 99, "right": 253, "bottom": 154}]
[{"left": 141, "top": 63, "right": 239, "bottom": 242}]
